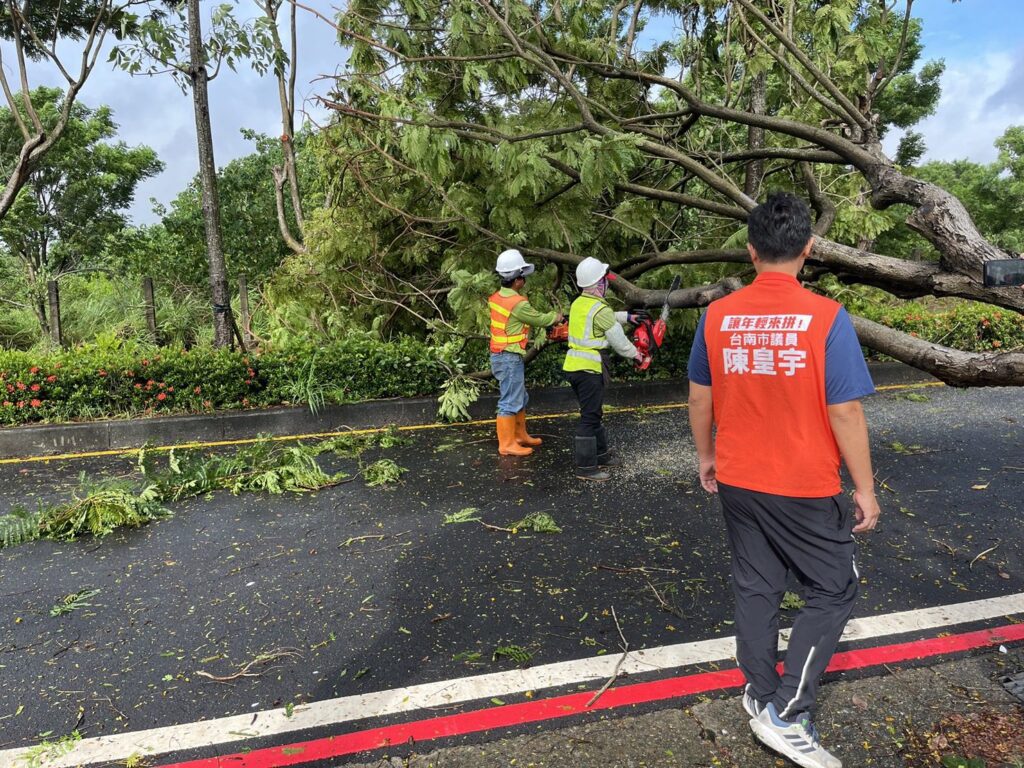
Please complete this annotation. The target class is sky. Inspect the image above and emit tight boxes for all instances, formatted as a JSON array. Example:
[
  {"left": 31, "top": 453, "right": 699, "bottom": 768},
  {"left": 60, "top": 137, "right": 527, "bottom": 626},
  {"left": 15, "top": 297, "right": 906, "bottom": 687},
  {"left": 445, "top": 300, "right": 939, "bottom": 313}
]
[{"left": 12, "top": 1, "right": 1024, "bottom": 226}]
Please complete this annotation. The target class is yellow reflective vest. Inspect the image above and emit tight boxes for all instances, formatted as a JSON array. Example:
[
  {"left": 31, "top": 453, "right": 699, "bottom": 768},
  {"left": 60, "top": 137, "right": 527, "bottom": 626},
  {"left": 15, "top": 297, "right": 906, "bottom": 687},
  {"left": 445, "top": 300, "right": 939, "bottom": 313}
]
[{"left": 562, "top": 294, "right": 610, "bottom": 373}]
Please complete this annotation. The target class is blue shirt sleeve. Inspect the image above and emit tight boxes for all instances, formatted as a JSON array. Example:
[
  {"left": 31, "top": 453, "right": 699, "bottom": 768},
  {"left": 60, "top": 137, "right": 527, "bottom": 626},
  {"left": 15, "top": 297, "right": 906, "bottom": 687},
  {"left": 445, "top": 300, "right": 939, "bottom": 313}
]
[
  {"left": 687, "top": 313, "right": 712, "bottom": 386},
  {"left": 825, "top": 307, "right": 875, "bottom": 404}
]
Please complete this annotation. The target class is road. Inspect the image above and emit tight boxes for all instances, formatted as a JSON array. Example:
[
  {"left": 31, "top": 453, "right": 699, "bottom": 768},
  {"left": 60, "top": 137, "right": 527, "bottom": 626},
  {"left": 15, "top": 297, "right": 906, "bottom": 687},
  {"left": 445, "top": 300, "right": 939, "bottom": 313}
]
[{"left": 0, "top": 375, "right": 1021, "bottom": 766}]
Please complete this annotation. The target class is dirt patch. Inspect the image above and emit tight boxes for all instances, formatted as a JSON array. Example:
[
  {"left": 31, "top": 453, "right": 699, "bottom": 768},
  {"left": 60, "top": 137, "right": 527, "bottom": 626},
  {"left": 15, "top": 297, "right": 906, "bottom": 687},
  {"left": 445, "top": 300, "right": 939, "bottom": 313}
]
[{"left": 902, "top": 708, "right": 1024, "bottom": 767}]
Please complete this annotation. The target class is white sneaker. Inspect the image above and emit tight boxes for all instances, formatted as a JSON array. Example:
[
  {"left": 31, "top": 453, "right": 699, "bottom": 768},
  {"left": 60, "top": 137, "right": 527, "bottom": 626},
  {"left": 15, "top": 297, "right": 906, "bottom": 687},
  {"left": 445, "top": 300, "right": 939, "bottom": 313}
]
[
  {"left": 749, "top": 702, "right": 842, "bottom": 768},
  {"left": 742, "top": 684, "right": 763, "bottom": 717}
]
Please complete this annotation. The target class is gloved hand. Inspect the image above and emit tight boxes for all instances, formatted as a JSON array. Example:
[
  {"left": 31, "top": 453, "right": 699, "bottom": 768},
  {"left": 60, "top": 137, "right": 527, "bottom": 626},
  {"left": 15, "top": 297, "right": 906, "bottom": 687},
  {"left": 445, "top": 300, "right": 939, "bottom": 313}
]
[{"left": 627, "top": 310, "right": 650, "bottom": 325}]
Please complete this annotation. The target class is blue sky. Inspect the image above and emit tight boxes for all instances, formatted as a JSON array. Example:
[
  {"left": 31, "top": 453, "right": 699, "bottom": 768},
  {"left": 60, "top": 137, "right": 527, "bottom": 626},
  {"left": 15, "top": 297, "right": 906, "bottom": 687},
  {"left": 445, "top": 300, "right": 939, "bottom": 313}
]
[{"left": 15, "top": 1, "right": 1024, "bottom": 225}]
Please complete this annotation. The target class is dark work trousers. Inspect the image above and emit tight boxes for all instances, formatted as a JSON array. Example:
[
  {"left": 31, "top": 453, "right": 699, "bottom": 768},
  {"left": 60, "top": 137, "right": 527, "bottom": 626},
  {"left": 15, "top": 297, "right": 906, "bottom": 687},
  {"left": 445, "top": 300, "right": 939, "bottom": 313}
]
[
  {"left": 718, "top": 482, "right": 858, "bottom": 720},
  {"left": 565, "top": 370, "right": 604, "bottom": 438}
]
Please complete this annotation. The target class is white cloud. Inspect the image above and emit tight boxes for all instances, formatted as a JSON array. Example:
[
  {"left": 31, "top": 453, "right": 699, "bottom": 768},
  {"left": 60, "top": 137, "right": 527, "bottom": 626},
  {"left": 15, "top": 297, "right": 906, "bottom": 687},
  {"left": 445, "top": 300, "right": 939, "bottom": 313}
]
[{"left": 886, "top": 50, "right": 1024, "bottom": 164}]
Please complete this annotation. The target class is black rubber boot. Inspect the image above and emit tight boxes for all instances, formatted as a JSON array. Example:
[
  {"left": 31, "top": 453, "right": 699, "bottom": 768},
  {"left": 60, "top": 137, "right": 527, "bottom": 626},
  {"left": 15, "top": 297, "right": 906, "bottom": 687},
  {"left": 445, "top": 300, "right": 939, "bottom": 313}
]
[
  {"left": 575, "top": 436, "right": 610, "bottom": 481},
  {"left": 596, "top": 425, "right": 622, "bottom": 468}
]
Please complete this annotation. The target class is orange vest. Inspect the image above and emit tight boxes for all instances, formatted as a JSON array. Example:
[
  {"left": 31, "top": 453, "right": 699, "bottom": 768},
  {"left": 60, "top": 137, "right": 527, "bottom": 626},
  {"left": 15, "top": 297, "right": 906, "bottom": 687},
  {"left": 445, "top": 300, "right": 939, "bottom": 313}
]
[
  {"left": 488, "top": 291, "right": 529, "bottom": 353},
  {"left": 703, "top": 272, "right": 842, "bottom": 497}
]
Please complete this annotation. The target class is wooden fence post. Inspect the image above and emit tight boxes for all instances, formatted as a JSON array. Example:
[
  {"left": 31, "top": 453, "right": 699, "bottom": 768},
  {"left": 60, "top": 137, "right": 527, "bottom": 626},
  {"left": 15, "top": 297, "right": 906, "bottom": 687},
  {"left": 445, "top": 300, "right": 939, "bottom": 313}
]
[
  {"left": 238, "top": 273, "right": 253, "bottom": 349},
  {"left": 47, "top": 280, "right": 63, "bottom": 347},
  {"left": 142, "top": 276, "right": 159, "bottom": 344}
]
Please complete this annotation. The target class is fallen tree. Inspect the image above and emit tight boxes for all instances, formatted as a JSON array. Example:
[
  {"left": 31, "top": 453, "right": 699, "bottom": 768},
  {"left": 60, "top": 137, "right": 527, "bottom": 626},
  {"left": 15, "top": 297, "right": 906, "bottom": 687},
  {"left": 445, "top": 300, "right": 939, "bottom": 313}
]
[{"left": 302, "top": 0, "right": 1021, "bottom": 386}]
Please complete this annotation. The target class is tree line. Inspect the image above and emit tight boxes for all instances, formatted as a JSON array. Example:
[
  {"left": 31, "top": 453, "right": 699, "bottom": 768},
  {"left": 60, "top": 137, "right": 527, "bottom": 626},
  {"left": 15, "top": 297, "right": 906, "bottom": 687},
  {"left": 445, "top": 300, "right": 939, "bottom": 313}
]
[{"left": 1, "top": 0, "right": 1022, "bottom": 387}]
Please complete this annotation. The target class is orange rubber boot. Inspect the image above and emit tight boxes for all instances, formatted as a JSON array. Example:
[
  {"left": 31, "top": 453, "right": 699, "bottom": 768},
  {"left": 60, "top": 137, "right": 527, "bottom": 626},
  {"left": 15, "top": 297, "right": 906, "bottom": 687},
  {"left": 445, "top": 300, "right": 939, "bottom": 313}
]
[
  {"left": 515, "top": 410, "right": 542, "bottom": 447},
  {"left": 497, "top": 415, "right": 533, "bottom": 456}
]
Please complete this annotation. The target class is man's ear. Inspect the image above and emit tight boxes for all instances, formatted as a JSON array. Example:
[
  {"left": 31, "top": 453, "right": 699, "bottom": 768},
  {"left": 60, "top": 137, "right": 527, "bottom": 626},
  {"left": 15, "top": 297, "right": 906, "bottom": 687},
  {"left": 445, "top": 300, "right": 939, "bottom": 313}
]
[
  {"left": 746, "top": 243, "right": 758, "bottom": 264},
  {"left": 799, "top": 237, "right": 815, "bottom": 260}
]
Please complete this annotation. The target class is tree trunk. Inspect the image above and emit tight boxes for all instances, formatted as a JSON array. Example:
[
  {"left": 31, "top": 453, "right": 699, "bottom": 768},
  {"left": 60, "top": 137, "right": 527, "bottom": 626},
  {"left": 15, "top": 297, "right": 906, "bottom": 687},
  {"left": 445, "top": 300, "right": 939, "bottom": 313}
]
[
  {"left": 47, "top": 280, "right": 62, "bottom": 347},
  {"left": 142, "top": 276, "right": 159, "bottom": 344},
  {"left": 744, "top": 72, "right": 766, "bottom": 199},
  {"left": 187, "top": 0, "right": 234, "bottom": 348},
  {"left": 238, "top": 273, "right": 253, "bottom": 349}
]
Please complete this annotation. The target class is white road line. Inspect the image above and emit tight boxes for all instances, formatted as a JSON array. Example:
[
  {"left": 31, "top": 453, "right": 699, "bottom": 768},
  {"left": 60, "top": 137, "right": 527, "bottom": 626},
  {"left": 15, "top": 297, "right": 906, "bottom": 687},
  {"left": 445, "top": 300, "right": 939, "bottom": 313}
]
[{"left": 3, "top": 591, "right": 1023, "bottom": 768}]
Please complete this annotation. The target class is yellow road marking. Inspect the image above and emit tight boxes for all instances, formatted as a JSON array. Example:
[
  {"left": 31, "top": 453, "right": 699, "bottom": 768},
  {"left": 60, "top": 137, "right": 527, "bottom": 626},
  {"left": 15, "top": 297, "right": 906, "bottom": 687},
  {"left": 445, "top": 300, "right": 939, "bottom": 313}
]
[{"left": 0, "top": 380, "right": 943, "bottom": 466}]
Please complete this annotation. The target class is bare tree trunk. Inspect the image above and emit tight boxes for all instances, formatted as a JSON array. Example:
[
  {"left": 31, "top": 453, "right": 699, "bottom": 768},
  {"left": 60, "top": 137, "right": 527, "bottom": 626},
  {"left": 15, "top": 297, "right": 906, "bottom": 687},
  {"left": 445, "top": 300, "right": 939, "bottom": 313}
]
[
  {"left": 744, "top": 72, "right": 765, "bottom": 199},
  {"left": 261, "top": 0, "right": 306, "bottom": 253},
  {"left": 187, "top": 0, "right": 233, "bottom": 348},
  {"left": 238, "top": 273, "right": 254, "bottom": 349},
  {"left": 142, "top": 276, "right": 159, "bottom": 343},
  {"left": 47, "top": 280, "right": 62, "bottom": 347}
]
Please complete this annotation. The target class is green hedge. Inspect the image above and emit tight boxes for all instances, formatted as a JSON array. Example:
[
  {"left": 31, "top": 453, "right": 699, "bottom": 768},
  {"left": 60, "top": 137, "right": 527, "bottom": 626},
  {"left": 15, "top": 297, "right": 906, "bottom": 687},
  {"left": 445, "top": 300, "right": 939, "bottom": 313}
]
[
  {"left": 865, "top": 302, "right": 1024, "bottom": 353},
  {"left": 2, "top": 299, "right": 1021, "bottom": 427},
  {"left": 0, "top": 337, "right": 450, "bottom": 426}
]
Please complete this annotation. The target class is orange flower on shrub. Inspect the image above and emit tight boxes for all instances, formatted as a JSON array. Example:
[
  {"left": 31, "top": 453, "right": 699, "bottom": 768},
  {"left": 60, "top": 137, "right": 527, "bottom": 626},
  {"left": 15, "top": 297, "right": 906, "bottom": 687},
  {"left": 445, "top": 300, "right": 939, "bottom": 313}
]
[
  {"left": 29, "top": 366, "right": 39, "bottom": 374},
  {"left": 16, "top": 382, "right": 25, "bottom": 391},
  {"left": 46, "top": 375, "right": 57, "bottom": 383},
  {"left": 30, "top": 399, "right": 41, "bottom": 407},
  {"left": 30, "top": 384, "right": 40, "bottom": 392},
  {"left": 156, "top": 392, "right": 167, "bottom": 401},
  {"left": 98, "top": 369, "right": 107, "bottom": 377}
]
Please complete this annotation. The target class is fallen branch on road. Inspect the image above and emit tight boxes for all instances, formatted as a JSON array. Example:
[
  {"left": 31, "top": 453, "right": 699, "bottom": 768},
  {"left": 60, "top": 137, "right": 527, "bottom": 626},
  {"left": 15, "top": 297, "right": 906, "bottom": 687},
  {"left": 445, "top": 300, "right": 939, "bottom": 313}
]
[
  {"left": 586, "top": 606, "right": 629, "bottom": 708},
  {"left": 196, "top": 648, "right": 303, "bottom": 683}
]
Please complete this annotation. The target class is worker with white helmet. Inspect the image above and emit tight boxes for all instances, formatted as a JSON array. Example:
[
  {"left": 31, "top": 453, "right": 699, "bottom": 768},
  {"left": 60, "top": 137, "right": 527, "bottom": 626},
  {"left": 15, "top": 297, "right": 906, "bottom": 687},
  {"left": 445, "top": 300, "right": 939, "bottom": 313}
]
[
  {"left": 563, "top": 257, "right": 648, "bottom": 480},
  {"left": 488, "top": 249, "right": 564, "bottom": 456}
]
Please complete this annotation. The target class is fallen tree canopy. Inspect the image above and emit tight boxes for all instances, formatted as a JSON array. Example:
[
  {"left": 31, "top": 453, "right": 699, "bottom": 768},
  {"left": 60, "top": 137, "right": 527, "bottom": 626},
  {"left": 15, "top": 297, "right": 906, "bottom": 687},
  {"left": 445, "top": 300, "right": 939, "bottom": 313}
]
[{"left": 299, "top": 0, "right": 1023, "bottom": 386}]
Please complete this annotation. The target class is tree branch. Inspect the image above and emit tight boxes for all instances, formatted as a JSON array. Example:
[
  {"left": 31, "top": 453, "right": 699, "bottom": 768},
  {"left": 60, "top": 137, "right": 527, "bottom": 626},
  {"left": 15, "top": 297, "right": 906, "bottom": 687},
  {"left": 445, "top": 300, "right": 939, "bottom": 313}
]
[{"left": 852, "top": 314, "right": 1024, "bottom": 387}]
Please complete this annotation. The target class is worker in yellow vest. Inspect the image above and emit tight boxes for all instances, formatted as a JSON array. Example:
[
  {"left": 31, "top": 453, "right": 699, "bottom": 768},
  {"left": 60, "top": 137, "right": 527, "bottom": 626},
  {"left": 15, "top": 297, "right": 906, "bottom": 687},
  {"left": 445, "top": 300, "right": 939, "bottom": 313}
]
[
  {"left": 489, "top": 249, "right": 563, "bottom": 456},
  {"left": 564, "top": 257, "right": 647, "bottom": 480}
]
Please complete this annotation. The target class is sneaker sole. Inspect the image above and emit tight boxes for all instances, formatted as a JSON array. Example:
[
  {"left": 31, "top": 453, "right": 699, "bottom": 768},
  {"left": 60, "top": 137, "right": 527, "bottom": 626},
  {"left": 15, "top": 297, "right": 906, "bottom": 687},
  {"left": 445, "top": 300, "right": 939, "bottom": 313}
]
[
  {"left": 749, "top": 718, "right": 841, "bottom": 768},
  {"left": 742, "top": 697, "right": 760, "bottom": 718}
]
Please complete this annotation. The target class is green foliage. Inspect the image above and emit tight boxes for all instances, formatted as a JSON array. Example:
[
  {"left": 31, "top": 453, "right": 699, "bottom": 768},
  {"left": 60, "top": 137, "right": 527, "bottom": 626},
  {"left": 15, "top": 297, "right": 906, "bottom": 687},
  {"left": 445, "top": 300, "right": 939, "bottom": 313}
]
[
  {"left": 821, "top": 276, "right": 1024, "bottom": 353},
  {"left": 780, "top": 591, "right": 806, "bottom": 611},
  {"left": 443, "top": 507, "right": 482, "bottom": 525},
  {"left": 0, "top": 508, "right": 42, "bottom": 548},
  {"left": 510, "top": 511, "right": 562, "bottom": 534},
  {"left": 0, "top": 88, "right": 163, "bottom": 325},
  {"left": 40, "top": 477, "right": 169, "bottom": 540},
  {"left": 362, "top": 458, "right": 406, "bottom": 487},
  {"left": 50, "top": 588, "right": 101, "bottom": 617},
  {"left": 437, "top": 376, "right": 481, "bottom": 422},
  {"left": 0, "top": 335, "right": 450, "bottom": 425},
  {"left": 492, "top": 644, "right": 533, "bottom": 665},
  {"left": 0, "top": 477, "right": 169, "bottom": 550},
  {"left": 16, "top": 730, "right": 82, "bottom": 768},
  {"left": 138, "top": 439, "right": 344, "bottom": 500}
]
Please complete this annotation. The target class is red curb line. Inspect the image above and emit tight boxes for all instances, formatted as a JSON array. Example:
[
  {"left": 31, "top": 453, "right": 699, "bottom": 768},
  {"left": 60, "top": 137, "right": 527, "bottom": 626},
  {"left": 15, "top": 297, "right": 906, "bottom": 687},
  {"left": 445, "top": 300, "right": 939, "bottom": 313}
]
[{"left": 160, "top": 622, "right": 1024, "bottom": 768}]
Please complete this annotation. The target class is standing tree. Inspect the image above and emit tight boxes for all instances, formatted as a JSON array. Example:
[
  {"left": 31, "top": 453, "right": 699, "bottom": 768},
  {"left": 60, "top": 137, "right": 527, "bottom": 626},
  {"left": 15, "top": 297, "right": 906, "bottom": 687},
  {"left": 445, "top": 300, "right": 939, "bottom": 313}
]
[
  {"left": 308, "top": 0, "right": 1021, "bottom": 386},
  {"left": 110, "top": 2, "right": 273, "bottom": 347},
  {"left": 0, "top": 0, "right": 139, "bottom": 223},
  {"left": 255, "top": 0, "right": 306, "bottom": 254},
  {"left": 0, "top": 87, "right": 162, "bottom": 336}
]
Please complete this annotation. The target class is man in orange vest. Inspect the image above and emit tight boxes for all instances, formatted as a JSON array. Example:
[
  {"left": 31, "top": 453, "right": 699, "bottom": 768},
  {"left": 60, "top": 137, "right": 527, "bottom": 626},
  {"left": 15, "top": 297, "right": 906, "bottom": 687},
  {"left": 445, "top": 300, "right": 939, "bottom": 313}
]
[
  {"left": 489, "top": 249, "right": 563, "bottom": 456},
  {"left": 688, "top": 193, "right": 881, "bottom": 768}
]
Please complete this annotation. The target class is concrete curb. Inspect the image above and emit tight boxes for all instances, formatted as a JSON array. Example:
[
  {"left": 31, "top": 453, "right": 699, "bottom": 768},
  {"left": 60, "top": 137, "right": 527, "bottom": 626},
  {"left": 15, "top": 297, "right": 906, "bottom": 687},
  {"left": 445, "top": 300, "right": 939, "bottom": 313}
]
[{"left": 0, "top": 362, "right": 933, "bottom": 459}]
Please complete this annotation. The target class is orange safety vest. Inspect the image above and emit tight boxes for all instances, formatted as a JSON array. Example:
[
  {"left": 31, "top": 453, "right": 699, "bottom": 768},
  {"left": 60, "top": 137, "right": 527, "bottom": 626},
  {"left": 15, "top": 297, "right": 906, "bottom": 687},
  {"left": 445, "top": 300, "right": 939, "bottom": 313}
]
[
  {"left": 703, "top": 272, "right": 842, "bottom": 497},
  {"left": 488, "top": 291, "right": 529, "bottom": 353}
]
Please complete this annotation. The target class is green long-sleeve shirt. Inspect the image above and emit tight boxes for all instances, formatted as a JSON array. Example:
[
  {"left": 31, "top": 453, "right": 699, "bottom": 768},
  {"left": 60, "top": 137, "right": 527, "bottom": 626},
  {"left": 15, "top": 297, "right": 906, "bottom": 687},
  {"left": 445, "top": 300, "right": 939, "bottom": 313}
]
[{"left": 496, "top": 287, "right": 557, "bottom": 356}]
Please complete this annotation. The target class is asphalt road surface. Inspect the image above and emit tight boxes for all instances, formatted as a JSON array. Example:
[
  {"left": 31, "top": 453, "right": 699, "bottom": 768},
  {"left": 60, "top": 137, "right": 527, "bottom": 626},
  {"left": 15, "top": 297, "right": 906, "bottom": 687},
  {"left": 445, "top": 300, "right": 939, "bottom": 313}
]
[{"left": 0, "top": 376, "right": 1021, "bottom": 763}]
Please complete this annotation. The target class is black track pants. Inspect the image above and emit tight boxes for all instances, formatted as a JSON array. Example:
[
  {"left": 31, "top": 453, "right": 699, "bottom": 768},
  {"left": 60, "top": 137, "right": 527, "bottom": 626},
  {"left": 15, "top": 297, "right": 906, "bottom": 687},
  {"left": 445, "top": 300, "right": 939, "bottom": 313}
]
[
  {"left": 565, "top": 370, "right": 604, "bottom": 438},
  {"left": 718, "top": 482, "right": 858, "bottom": 719}
]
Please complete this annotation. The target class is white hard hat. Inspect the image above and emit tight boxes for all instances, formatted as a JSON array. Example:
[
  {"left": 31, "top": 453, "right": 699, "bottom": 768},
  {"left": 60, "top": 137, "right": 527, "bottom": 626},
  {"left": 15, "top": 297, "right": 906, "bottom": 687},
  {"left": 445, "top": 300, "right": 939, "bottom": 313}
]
[
  {"left": 495, "top": 249, "right": 535, "bottom": 278},
  {"left": 575, "top": 257, "right": 609, "bottom": 288}
]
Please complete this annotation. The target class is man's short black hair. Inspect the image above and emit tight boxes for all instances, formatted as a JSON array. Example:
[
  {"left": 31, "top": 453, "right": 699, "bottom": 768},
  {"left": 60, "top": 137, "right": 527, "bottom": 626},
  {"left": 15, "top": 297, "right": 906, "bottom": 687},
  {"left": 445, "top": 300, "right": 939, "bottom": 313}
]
[
  {"left": 500, "top": 274, "right": 522, "bottom": 288},
  {"left": 747, "top": 192, "right": 813, "bottom": 263}
]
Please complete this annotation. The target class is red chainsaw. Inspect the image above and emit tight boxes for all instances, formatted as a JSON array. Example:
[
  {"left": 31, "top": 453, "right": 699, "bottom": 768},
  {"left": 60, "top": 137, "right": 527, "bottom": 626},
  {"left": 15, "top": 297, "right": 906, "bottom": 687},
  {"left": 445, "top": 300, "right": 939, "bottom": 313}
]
[{"left": 632, "top": 275, "right": 681, "bottom": 371}]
